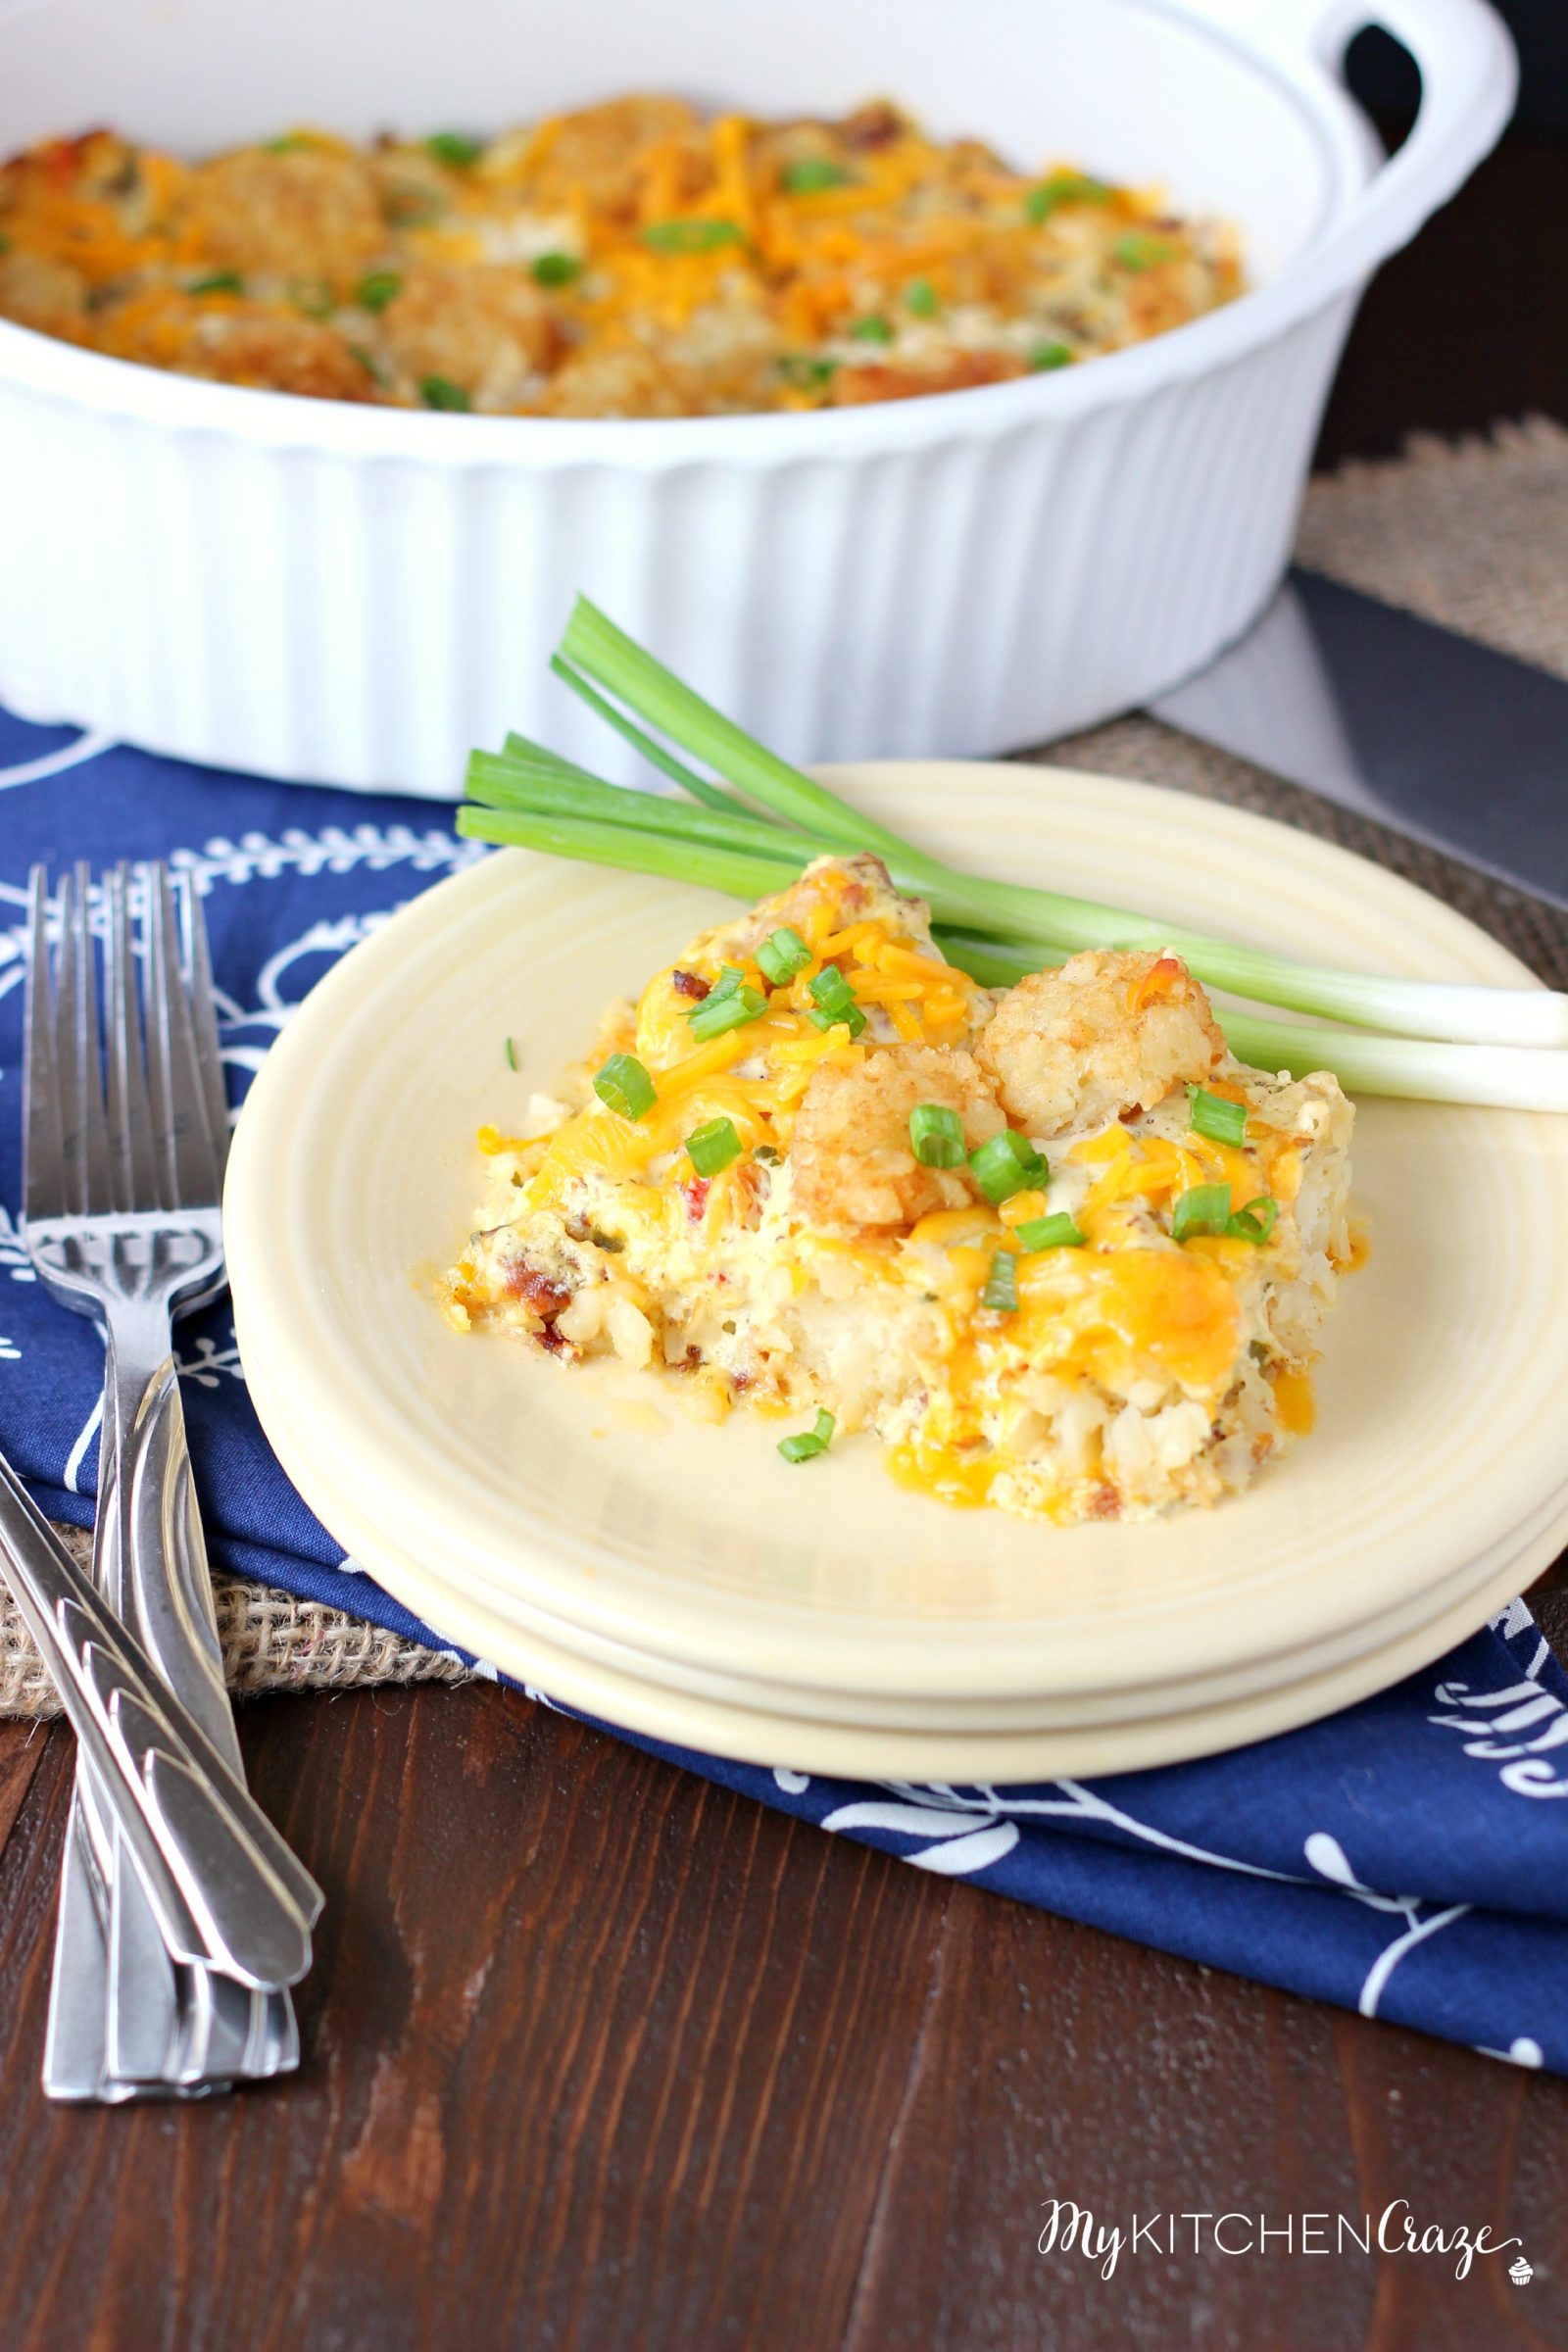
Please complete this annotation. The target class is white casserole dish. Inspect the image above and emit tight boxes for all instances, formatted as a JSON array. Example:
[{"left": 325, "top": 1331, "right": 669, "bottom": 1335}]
[{"left": 0, "top": 0, "right": 1515, "bottom": 796}]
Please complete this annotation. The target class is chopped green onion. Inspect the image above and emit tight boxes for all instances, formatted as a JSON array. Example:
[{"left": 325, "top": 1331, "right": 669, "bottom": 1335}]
[
  {"left": 291, "top": 278, "right": 336, "bottom": 318},
  {"left": 783, "top": 158, "right": 852, "bottom": 193},
  {"left": 806, "top": 1002, "right": 866, "bottom": 1039},
  {"left": 531, "top": 251, "right": 582, "bottom": 287},
  {"left": 778, "top": 354, "right": 838, "bottom": 390},
  {"left": 779, "top": 1409, "right": 836, "bottom": 1463},
  {"left": 969, "top": 1130, "right": 1048, "bottom": 1205},
  {"left": 188, "top": 271, "right": 243, "bottom": 296},
  {"left": 1172, "top": 1183, "right": 1233, "bottom": 1243},
  {"left": 686, "top": 983, "right": 766, "bottom": 1042},
  {"left": 355, "top": 270, "right": 403, "bottom": 312},
  {"left": 754, "top": 1143, "right": 782, "bottom": 1165},
  {"left": 908, "top": 1102, "right": 966, "bottom": 1168},
  {"left": 806, "top": 967, "right": 865, "bottom": 1035},
  {"left": 904, "top": 277, "right": 939, "bottom": 317},
  {"left": 708, "top": 964, "right": 747, "bottom": 999},
  {"left": 0, "top": 233, "right": 10, "bottom": 255},
  {"left": 1028, "top": 342, "right": 1074, "bottom": 371},
  {"left": 503, "top": 1036, "right": 517, "bottom": 1071},
  {"left": 1112, "top": 232, "right": 1178, "bottom": 270},
  {"left": 346, "top": 342, "right": 391, "bottom": 386},
  {"left": 1188, "top": 1085, "right": 1248, "bottom": 1147},
  {"left": 808, "top": 966, "right": 858, "bottom": 1015},
  {"left": 266, "top": 134, "right": 314, "bottom": 154},
  {"left": 427, "top": 131, "right": 484, "bottom": 169},
  {"left": 849, "top": 315, "right": 895, "bottom": 344},
  {"left": 1016, "top": 1212, "right": 1086, "bottom": 1251},
  {"left": 1227, "top": 1196, "right": 1279, "bottom": 1245},
  {"left": 757, "top": 926, "right": 811, "bottom": 985},
  {"left": 686, "top": 1116, "right": 743, "bottom": 1176},
  {"left": 642, "top": 218, "right": 744, "bottom": 253},
  {"left": 981, "top": 1251, "right": 1020, "bottom": 1313},
  {"left": 1025, "top": 171, "right": 1111, "bottom": 223},
  {"left": 594, "top": 1053, "right": 657, "bottom": 1121},
  {"left": 420, "top": 375, "right": 471, "bottom": 411}
]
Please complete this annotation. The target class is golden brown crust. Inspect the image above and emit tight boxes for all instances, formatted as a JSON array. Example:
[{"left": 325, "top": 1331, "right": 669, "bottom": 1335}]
[
  {"left": 829, "top": 350, "right": 1026, "bottom": 406},
  {"left": 160, "top": 303, "right": 378, "bottom": 399},
  {"left": 0, "top": 246, "right": 87, "bottom": 333},
  {"left": 520, "top": 97, "right": 709, "bottom": 223},
  {"left": 181, "top": 148, "right": 384, "bottom": 284},
  {"left": 379, "top": 263, "right": 559, "bottom": 403},
  {"left": 975, "top": 950, "right": 1226, "bottom": 1137},
  {"left": 790, "top": 1043, "right": 1004, "bottom": 1231}
]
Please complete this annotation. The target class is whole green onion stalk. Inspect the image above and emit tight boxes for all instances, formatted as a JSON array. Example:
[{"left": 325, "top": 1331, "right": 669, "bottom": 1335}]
[{"left": 451, "top": 598, "right": 1568, "bottom": 1111}]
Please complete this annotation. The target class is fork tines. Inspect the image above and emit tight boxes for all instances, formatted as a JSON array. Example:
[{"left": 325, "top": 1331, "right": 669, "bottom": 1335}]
[{"left": 24, "top": 863, "right": 229, "bottom": 1228}]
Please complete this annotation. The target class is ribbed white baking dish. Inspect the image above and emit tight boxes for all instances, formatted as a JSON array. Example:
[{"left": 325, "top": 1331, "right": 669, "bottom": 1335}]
[{"left": 0, "top": 0, "right": 1514, "bottom": 796}]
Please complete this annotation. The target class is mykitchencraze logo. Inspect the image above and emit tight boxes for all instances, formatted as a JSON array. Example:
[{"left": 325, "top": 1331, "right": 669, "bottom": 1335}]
[{"left": 1037, "top": 2201, "right": 1527, "bottom": 2282}]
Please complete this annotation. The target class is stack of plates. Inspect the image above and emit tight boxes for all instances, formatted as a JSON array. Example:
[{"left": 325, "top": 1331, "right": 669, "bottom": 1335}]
[{"left": 225, "top": 767, "right": 1568, "bottom": 1779}]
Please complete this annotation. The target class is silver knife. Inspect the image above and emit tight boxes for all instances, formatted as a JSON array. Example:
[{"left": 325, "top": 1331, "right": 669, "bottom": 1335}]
[{"left": 1150, "top": 567, "right": 1568, "bottom": 913}]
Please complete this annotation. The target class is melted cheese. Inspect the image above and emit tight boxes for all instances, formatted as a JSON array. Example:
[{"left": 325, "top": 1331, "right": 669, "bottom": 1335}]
[{"left": 1013, "top": 1249, "right": 1243, "bottom": 1398}]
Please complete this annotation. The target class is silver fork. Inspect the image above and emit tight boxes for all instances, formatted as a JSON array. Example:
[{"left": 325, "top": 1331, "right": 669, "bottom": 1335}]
[{"left": 24, "top": 861, "right": 303, "bottom": 2099}]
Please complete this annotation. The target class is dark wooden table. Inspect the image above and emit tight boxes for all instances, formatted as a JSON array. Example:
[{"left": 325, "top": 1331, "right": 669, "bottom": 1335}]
[{"left": 3, "top": 131, "right": 1567, "bottom": 2352}]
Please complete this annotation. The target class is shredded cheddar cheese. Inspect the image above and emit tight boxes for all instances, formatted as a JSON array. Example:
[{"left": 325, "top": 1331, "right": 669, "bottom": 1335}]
[{"left": 0, "top": 101, "right": 1242, "bottom": 416}]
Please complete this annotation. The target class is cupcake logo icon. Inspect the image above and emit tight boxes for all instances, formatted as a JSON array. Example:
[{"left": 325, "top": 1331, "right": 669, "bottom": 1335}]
[{"left": 1510, "top": 2256, "right": 1533, "bottom": 2287}]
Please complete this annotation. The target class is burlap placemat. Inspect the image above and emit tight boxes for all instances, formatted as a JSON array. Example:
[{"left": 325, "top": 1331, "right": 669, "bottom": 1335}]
[{"left": 4, "top": 415, "right": 1565, "bottom": 1719}]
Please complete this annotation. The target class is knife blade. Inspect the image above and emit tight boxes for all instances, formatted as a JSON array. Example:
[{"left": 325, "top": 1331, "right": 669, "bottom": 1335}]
[{"left": 1150, "top": 567, "right": 1568, "bottom": 913}]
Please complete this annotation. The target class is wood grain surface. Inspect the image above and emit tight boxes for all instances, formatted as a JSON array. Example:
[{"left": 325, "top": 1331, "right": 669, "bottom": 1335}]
[
  {"left": 1, "top": 111, "right": 1566, "bottom": 2352},
  {"left": 0, "top": 1575, "right": 1565, "bottom": 2352}
]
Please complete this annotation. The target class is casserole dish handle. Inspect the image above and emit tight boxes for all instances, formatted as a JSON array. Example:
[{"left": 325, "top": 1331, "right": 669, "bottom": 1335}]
[{"left": 1186, "top": 0, "right": 1517, "bottom": 282}]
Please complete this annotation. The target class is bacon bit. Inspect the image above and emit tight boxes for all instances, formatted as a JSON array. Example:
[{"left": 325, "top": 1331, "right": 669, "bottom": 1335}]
[
  {"left": 841, "top": 101, "right": 904, "bottom": 150},
  {"left": 537, "top": 1322, "right": 574, "bottom": 1357},
  {"left": 1125, "top": 955, "right": 1184, "bottom": 1016},
  {"left": 731, "top": 1371, "right": 754, "bottom": 1394},
  {"left": 668, "top": 1345, "right": 704, "bottom": 1374},
  {"left": 45, "top": 132, "right": 101, "bottom": 188},
  {"left": 671, "top": 968, "right": 710, "bottom": 1000},
  {"left": 506, "top": 1261, "right": 572, "bottom": 1321},
  {"left": 680, "top": 1174, "right": 710, "bottom": 1222},
  {"left": 1089, "top": 1484, "right": 1122, "bottom": 1521}
]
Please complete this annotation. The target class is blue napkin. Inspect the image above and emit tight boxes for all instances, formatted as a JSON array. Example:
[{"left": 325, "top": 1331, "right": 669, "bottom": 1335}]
[{"left": 3, "top": 710, "right": 1566, "bottom": 2076}]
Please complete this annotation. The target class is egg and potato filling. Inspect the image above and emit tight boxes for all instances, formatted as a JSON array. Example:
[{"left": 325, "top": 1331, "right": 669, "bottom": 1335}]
[{"left": 441, "top": 856, "right": 1353, "bottom": 1523}]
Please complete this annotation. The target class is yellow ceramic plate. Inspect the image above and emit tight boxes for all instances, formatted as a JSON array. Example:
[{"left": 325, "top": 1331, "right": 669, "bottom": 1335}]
[
  {"left": 224, "top": 765, "right": 1568, "bottom": 1770},
  {"left": 234, "top": 1346, "right": 1568, "bottom": 1776}
]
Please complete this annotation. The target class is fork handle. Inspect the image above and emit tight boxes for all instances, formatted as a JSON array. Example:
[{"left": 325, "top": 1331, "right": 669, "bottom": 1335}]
[
  {"left": 97, "top": 1308, "right": 232, "bottom": 1756},
  {"left": 0, "top": 1454, "right": 317, "bottom": 1987},
  {"left": 95, "top": 1309, "right": 320, "bottom": 1929},
  {"left": 94, "top": 1312, "right": 303, "bottom": 2080}
]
